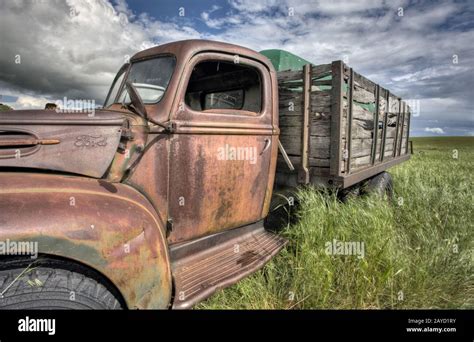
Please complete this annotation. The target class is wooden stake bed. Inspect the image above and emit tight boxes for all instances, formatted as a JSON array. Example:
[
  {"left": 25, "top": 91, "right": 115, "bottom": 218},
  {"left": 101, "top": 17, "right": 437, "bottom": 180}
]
[{"left": 275, "top": 60, "right": 411, "bottom": 189}]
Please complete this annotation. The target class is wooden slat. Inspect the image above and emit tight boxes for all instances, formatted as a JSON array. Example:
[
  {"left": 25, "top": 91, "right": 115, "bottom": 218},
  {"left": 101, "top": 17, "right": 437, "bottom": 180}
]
[
  {"left": 393, "top": 98, "right": 401, "bottom": 158},
  {"left": 310, "top": 94, "right": 331, "bottom": 107},
  {"left": 329, "top": 61, "right": 344, "bottom": 176},
  {"left": 405, "top": 107, "right": 411, "bottom": 155},
  {"left": 311, "top": 64, "right": 332, "bottom": 78},
  {"left": 371, "top": 85, "right": 380, "bottom": 165},
  {"left": 380, "top": 91, "right": 389, "bottom": 162},
  {"left": 352, "top": 85, "right": 375, "bottom": 104},
  {"left": 353, "top": 71, "right": 376, "bottom": 93},
  {"left": 278, "top": 135, "right": 331, "bottom": 158},
  {"left": 299, "top": 64, "right": 312, "bottom": 184},
  {"left": 346, "top": 68, "right": 354, "bottom": 174},
  {"left": 313, "top": 80, "right": 333, "bottom": 86},
  {"left": 277, "top": 70, "right": 303, "bottom": 82},
  {"left": 398, "top": 102, "right": 406, "bottom": 156},
  {"left": 277, "top": 155, "right": 330, "bottom": 170},
  {"left": 350, "top": 138, "right": 395, "bottom": 158}
]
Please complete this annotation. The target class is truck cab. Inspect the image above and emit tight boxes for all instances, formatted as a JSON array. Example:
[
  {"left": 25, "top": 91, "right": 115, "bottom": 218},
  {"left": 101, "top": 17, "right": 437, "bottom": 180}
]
[
  {"left": 116, "top": 40, "right": 280, "bottom": 244},
  {"left": 0, "top": 40, "right": 287, "bottom": 309}
]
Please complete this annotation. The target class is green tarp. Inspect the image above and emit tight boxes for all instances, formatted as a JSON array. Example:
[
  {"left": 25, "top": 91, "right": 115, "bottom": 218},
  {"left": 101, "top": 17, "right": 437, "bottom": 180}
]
[
  {"left": 260, "top": 49, "right": 377, "bottom": 113},
  {"left": 260, "top": 49, "right": 312, "bottom": 72}
]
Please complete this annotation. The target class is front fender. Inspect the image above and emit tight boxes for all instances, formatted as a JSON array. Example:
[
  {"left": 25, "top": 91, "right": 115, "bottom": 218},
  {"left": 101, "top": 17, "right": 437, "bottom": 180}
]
[{"left": 0, "top": 172, "right": 171, "bottom": 309}]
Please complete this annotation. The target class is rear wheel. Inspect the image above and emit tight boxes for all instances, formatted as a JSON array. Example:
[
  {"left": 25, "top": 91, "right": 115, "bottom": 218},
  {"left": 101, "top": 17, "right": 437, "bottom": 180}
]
[
  {"left": 0, "top": 258, "right": 123, "bottom": 310},
  {"left": 362, "top": 171, "right": 394, "bottom": 199},
  {"left": 338, "top": 184, "right": 362, "bottom": 202}
]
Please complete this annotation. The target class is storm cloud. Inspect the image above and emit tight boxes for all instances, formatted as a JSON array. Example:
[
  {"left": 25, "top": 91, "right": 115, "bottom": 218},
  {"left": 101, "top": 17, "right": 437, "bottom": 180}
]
[{"left": 0, "top": 0, "right": 472, "bottom": 135}]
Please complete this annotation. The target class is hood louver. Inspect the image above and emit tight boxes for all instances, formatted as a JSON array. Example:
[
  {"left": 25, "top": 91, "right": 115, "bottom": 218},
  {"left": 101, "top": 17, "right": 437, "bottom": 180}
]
[{"left": 0, "top": 130, "right": 58, "bottom": 159}]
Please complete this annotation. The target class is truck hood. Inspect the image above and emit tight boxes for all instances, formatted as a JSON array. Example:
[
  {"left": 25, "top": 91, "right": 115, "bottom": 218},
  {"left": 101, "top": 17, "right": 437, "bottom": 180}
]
[{"left": 0, "top": 109, "right": 126, "bottom": 178}]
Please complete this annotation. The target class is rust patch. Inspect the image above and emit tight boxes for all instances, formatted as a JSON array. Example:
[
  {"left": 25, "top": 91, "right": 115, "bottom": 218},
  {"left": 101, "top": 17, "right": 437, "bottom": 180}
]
[
  {"left": 64, "top": 228, "right": 100, "bottom": 241},
  {"left": 236, "top": 250, "right": 260, "bottom": 267},
  {"left": 0, "top": 172, "right": 172, "bottom": 309}
]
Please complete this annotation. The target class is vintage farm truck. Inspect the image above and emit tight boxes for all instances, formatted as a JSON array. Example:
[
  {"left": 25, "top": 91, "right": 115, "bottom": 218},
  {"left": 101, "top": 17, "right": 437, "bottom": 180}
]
[{"left": 0, "top": 40, "right": 410, "bottom": 309}]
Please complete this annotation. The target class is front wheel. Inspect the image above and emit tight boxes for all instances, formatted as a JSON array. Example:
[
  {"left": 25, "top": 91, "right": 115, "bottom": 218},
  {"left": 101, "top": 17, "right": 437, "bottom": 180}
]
[{"left": 0, "top": 259, "right": 123, "bottom": 310}]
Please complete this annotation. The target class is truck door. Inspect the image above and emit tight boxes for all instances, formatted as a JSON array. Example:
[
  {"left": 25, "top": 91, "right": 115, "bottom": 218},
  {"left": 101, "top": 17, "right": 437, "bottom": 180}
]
[{"left": 167, "top": 52, "right": 276, "bottom": 244}]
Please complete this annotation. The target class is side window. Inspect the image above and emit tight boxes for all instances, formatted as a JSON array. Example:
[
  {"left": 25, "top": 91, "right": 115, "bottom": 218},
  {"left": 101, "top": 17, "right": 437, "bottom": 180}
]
[{"left": 185, "top": 60, "right": 262, "bottom": 114}]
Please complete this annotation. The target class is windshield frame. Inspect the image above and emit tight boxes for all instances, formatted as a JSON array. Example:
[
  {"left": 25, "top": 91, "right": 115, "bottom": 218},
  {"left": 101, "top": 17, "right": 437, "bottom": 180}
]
[
  {"left": 106, "top": 53, "right": 177, "bottom": 106},
  {"left": 104, "top": 53, "right": 177, "bottom": 108},
  {"left": 103, "top": 62, "right": 129, "bottom": 108}
]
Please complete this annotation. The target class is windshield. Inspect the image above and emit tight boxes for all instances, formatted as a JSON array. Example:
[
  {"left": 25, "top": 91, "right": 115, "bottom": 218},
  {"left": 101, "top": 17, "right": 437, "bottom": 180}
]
[{"left": 105, "top": 56, "right": 176, "bottom": 107}]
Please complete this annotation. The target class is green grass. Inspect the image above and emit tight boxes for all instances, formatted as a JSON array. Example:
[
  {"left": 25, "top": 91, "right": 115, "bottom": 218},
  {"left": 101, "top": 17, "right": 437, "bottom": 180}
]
[
  {"left": 0, "top": 103, "right": 13, "bottom": 112},
  {"left": 198, "top": 136, "right": 474, "bottom": 309}
]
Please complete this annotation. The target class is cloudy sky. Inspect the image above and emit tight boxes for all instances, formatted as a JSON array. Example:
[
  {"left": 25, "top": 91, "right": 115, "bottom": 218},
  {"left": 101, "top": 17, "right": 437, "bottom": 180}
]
[{"left": 0, "top": 0, "right": 473, "bottom": 136}]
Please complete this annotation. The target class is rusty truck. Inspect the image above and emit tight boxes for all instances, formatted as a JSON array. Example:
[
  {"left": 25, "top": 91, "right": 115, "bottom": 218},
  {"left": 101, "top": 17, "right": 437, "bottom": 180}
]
[{"left": 0, "top": 40, "right": 410, "bottom": 309}]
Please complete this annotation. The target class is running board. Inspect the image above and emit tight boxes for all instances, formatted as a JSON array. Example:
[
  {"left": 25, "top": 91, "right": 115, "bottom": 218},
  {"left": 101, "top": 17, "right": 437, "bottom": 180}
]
[{"left": 170, "top": 222, "right": 287, "bottom": 309}]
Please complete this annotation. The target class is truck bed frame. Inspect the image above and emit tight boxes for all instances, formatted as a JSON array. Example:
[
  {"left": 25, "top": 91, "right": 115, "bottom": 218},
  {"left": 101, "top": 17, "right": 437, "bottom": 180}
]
[{"left": 275, "top": 60, "right": 411, "bottom": 189}]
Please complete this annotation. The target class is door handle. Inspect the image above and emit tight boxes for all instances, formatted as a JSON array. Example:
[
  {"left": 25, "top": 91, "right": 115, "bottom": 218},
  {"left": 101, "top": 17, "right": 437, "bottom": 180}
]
[{"left": 260, "top": 138, "right": 271, "bottom": 155}]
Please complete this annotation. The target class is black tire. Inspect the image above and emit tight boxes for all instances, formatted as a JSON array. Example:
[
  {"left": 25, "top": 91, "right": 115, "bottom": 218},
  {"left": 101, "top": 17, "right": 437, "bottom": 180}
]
[
  {"left": 0, "top": 259, "right": 123, "bottom": 310},
  {"left": 338, "top": 184, "right": 362, "bottom": 202},
  {"left": 362, "top": 171, "right": 393, "bottom": 199}
]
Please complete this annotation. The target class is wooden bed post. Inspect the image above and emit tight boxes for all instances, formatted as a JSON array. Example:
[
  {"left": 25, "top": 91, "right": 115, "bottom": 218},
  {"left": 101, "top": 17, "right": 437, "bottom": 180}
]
[
  {"left": 398, "top": 101, "right": 406, "bottom": 156},
  {"left": 346, "top": 68, "right": 354, "bottom": 174},
  {"left": 298, "top": 63, "right": 312, "bottom": 184},
  {"left": 393, "top": 98, "right": 401, "bottom": 158},
  {"left": 371, "top": 85, "right": 380, "bottom": 165},
  {"left": 330, "top": 61, "right": 344, "bottom": 177},
  {"left": 380, "top": 90, "right": 389, "bottom": 162},
  {"left": 405, "top": 106, "right": 411, "bottom": 155}
]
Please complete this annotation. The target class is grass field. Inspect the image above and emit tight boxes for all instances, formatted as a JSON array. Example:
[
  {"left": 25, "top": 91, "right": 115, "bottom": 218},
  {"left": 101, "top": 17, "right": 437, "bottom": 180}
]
[{"left": 198, "top": 136, "right": 473, "bottom": 309}]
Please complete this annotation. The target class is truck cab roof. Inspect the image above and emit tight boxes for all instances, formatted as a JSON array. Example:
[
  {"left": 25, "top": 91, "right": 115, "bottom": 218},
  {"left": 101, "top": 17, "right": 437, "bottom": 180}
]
[{"left": 130, "top": 39, "right": 275, "bottom": 73}]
